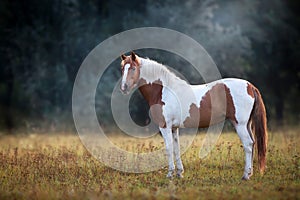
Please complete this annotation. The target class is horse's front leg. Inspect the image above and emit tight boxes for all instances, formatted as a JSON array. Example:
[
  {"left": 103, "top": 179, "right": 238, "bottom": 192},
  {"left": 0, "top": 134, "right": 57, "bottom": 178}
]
[
  {"left": 172, "top": 128, "right": 184, "bottom": 178},
  {"left": 160, "top": 127, "right": 175, "bottom": 178}
]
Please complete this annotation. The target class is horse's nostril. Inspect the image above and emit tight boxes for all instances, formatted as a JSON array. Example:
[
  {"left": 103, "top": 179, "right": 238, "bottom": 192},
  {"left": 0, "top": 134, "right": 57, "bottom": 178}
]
[{"left": 121, "top": 83, "right": 128, "bottom": 92}]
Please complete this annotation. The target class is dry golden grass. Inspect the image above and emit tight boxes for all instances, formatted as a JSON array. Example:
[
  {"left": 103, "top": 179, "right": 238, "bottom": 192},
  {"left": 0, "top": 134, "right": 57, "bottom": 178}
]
[{"left": 0, "top": 129, "right": 299, "bottom": 199}]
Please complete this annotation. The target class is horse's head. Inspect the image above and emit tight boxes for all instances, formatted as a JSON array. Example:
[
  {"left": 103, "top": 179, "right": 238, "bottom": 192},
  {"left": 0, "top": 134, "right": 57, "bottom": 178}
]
[{"left": 120, "top": 51, "right": 141, "bottom": 94}]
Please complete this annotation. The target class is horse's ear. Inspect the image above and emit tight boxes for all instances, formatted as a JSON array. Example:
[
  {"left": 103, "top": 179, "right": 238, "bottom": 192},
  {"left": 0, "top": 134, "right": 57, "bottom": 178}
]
[
  {"left": 121, "top": 54, "right": 126, "bottom": 60},
  {"left": 131, "top": 51, "right": 136, "bottom": 61}
]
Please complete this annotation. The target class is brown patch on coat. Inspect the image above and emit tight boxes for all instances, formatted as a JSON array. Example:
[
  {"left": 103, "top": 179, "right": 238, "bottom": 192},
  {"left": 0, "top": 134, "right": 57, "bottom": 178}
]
[
  {"left": 138, "top": 79, "right": 166, "bottom": 128},
  {"left": 183, "top": 83, "right": 237, "bottom": 128},
  {"left": 247, "top": 83, "right": 255, "bottom": 98}
]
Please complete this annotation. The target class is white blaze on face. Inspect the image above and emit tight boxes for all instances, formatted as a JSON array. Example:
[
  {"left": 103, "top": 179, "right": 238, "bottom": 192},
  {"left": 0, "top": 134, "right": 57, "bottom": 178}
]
[{"left": 121, "top": 64, "right": 130, "bottom": 91}]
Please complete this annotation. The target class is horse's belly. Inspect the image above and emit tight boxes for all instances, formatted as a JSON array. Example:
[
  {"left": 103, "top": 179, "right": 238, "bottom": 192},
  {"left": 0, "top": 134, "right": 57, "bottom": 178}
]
[{"left": 180, "top": 102, "right": 226, "bottom": 128}]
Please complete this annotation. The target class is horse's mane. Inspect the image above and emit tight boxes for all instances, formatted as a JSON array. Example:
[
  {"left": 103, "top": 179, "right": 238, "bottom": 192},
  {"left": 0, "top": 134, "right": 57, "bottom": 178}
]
[{"left": 140, "top": 57, "right": 188, "bottom": 86}]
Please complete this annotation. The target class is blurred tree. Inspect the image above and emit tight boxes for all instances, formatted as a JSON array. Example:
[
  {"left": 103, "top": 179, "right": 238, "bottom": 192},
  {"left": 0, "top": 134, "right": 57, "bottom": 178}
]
[
  {"left": 123, "top": 0, "right": 252, "bottom": 77},
  {"left": 0, "top": 0, "right": 299, "bottom": 132},
  {"left": 246, "top": 0, "right": 300, "bottom": 124}
]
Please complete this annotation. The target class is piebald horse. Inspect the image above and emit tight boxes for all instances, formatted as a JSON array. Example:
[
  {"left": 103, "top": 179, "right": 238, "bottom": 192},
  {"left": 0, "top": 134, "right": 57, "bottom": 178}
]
[{"left": 120, "top": 52, "right": 267, "bottom": 180}]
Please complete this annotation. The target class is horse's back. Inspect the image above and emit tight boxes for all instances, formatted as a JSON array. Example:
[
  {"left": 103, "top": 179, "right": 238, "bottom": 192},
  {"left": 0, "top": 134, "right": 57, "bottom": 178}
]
[
  {"left": 191, "top": 78, "right": 253, "bottom": 104},
  {"left": 187, "top": 78, "right": 255, "bottom": 127}
]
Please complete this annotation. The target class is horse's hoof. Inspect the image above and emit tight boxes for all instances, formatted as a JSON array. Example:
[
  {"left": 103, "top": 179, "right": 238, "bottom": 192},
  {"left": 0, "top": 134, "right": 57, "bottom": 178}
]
[
  {"left": 176, "top": 169, "right": 184, "bottom": 178},
  {"left": 176, "top": 173, "right": 184, "bottom": 179},
  {"left": 242, "top": 170, "right": 252, "bottom": 180},
  {"left": 167, "top": 174, "right": 173, "bottom": 179},
  {"left": 241, "top": 175, "right": 250, "bottom": 181},
  {"left": 167, "top": 170, "right": 174, "bottom": 179}
]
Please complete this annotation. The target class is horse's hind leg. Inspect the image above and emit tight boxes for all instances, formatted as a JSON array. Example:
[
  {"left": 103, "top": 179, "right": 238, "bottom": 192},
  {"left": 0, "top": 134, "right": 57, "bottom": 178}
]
[
  {"left": 235, "top": 123, "right": 254, "bottom": 180},
  {"left": 160, "top": 127, "right": 175, "bottom": 178},
  {"left": 172, "top": 128, "right": 184, "bottom": 178},
  {"left": 247, "top": 121, "right": 255, "bottom": 177}
]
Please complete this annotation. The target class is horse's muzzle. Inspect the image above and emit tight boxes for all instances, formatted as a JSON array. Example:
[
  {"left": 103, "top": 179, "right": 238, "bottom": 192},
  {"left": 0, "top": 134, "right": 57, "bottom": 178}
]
[{"left": 120, "top": 83, "right": 129, "bottom": 95}]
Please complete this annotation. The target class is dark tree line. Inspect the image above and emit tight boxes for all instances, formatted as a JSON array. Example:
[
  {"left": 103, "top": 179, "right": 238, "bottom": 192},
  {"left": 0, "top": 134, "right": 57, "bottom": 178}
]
[{"left": 0, "top": 0, "right": 299, "bottom": 133}]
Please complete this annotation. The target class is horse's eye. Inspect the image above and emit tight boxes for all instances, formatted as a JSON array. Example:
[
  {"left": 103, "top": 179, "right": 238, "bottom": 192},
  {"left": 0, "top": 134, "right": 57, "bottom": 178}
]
[{"left": 132, "top": 67, "right": 136, "bottom": 71}]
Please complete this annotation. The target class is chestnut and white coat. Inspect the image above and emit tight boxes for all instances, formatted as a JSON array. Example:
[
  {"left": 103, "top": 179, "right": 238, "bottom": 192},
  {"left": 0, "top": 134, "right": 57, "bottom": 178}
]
[{"left": 120, "top": 52, "right": 268, "bottom": 180}]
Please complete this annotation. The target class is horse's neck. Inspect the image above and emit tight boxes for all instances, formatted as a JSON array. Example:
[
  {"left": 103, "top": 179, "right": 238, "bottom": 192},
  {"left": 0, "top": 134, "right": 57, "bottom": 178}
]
[
  {"left": 138, "top": 58, "right": 191, "bottom": 106},
  {"left": 139, "top": 58, "right": 189, "bottom": 89}
]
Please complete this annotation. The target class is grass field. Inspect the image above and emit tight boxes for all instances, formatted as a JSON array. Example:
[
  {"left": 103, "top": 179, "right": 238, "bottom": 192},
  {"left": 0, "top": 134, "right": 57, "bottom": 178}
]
[{"left": 0, "top": 129, "right": 299, "bottom": 200}]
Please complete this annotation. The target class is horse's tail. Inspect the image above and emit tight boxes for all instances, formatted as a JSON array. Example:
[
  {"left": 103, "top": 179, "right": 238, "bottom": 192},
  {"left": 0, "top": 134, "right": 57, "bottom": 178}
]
[{"left": 250, "top": 86, "right": 268, "bottom": 173}]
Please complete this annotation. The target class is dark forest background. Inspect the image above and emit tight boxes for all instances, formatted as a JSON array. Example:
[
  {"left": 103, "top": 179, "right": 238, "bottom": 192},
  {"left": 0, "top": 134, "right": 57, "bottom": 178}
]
[{"left": 0, "top": 0, "right": 299, "bottom": 133}]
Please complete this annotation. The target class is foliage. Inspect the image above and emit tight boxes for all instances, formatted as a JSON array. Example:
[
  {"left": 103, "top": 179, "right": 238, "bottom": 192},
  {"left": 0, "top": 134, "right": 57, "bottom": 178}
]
[
  {"left": 0, "top": 130, "right": 299, "bottom": 199},
  {"left": 0, "top": 0, "right": 299, "bottom": 132}
]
